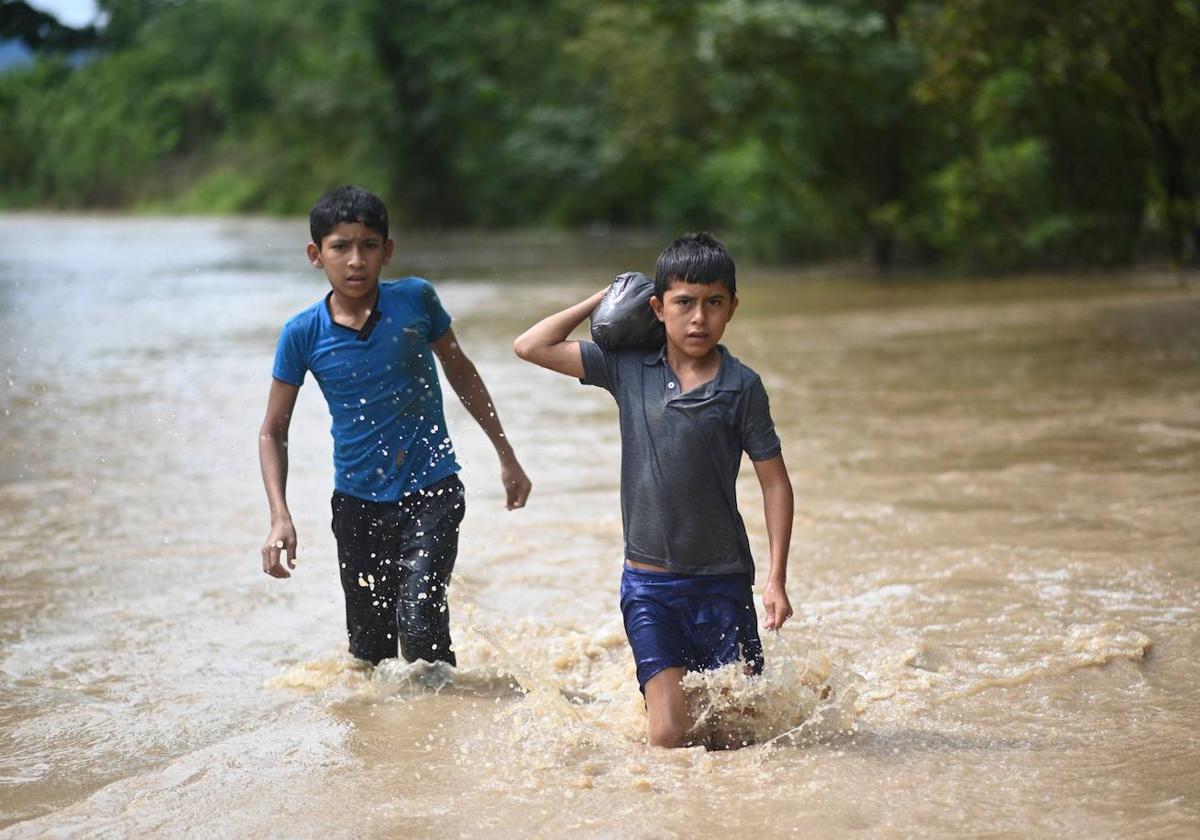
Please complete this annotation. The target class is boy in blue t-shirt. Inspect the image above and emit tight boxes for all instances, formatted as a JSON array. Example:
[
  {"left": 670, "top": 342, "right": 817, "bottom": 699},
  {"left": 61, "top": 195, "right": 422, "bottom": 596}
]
[
  {"left": 259, "top": 185, "right": 531, "bottom": 666},
  {"left": 513, "top": 232, "right": 794, "bottom": 748}
]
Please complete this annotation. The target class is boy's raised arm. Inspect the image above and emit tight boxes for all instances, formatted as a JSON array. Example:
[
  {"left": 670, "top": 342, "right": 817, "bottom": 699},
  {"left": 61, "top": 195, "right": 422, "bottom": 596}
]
[
  {"left": 431, "top": 327, "right": 532, "bottom": 510},
  {"left": 259, "top": 378, "right": 300, "bottom": 578},
  {"left": 512, "top": 288, "right": 608, "bottom": 378},
  {"left": 753, "top": 453, "right": 794, "bottom": 630}
]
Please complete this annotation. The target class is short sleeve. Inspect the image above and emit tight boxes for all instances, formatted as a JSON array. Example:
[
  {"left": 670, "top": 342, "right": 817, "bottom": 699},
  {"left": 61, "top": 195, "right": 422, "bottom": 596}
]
[
  {"left": 272, "top": 320, "right": 308, "bottom": 386},
  {"left": 420, "top": 279, "right": 453, "bottom": 341},
  {"left": 579, "top": 340, "right": 619, "bottom": 393},
  {"left": 741, "top": 377, "right": 782, "bottom": 461}
]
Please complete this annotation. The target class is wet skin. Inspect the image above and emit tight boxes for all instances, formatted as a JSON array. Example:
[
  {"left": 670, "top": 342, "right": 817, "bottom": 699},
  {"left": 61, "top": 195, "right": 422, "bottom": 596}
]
[
  {"left": 305, "top": 222, "right": 396, "bottom": 327},
  {"left": 649, "top": 278, "right": 739, "bottom": 391}
]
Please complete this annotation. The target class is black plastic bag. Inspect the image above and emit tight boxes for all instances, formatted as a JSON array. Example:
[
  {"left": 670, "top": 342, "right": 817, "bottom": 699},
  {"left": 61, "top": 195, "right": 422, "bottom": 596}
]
[{"left": 589, "top": 271, "right": 664, "bottom": 351}]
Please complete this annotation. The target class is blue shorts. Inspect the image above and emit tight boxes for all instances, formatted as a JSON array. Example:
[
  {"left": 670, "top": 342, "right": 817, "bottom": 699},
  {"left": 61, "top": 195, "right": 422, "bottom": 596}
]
[{"left": 620, "top": 565, "right": 764, "bottom": 691}]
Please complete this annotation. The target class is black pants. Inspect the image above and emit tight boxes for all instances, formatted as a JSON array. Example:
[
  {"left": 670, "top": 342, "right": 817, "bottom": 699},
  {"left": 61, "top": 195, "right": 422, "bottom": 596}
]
[{"left": 330, "top": 475, "right": 465, "bottom": 666}]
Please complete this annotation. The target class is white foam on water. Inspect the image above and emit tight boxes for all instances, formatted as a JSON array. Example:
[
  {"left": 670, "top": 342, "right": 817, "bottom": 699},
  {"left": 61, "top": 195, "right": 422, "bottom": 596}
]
[
  {"left": 263, "top": 588, "right": 1156, "bottom": 758},
  {"left": 265, "top": 610, "right": 1153, "bottom": 765},
  {"left": 851, "top": 620, "right": 1154, "bottom": 712}
]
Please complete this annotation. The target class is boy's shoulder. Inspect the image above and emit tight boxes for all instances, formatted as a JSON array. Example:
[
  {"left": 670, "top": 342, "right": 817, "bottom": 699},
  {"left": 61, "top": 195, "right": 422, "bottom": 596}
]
[
  {"left": 604, "top": 344, "right": 663, "bottom": 366},
  {"left": 380, "top": 275, "right": 431, "bottom": 294},
  {"left": 591, "top": 343, "right": 662, "bottom": 382},
  {"left": 281, "top": 295, "right": 326, "bottom": 333},
  {"left": 382, "top": 274, "right": 441, "bottom": 294},
  {"left": 380, "top": 276, "right": 446, "bottom": 311},
  {"left": 717, "top": 347, "right": 767, "bottom": 393}
]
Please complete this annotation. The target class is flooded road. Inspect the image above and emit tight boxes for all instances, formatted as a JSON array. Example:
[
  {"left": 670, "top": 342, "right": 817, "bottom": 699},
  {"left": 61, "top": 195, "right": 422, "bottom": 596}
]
[{"left": 1, "top": 215, "right": 1198, "bottom": 837}]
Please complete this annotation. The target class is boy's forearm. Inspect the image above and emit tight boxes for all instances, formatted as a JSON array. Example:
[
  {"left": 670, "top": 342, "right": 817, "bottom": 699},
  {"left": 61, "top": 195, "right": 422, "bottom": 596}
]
[
  {"left": 258, "top": 432, "right": 292, "bottom": 522},
  {"left": 445, "top": 359, "right": 516, "bottom": 460},
  {"left": 513, "top": 289, "right": 607, "bottom": 356},
  {"left": 762, "top": 479, "right": 794, "bottom": 584}
]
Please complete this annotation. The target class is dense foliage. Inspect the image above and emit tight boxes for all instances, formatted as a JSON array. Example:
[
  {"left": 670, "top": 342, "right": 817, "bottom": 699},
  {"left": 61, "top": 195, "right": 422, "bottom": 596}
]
[{"left": 2, "top": 0, "right": 1198, "bottom": 269}]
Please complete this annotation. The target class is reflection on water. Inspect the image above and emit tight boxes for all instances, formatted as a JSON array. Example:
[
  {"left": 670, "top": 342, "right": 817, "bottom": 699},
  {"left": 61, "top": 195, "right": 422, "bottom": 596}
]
[{"left": 1, "top": 215, "right": 1198, "bottom": 837}]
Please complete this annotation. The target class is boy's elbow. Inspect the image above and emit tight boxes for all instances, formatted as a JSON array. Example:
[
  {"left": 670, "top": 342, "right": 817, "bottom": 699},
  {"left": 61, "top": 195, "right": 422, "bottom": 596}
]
[
  {"left": 512, "top": 333, "right": 537, "bottom": 362},
  {"left": 771, "top": 474, "right": 794, "bottom": 499},
  {"left": 259, "top": 415, "right": 290, "bottom": 444}
]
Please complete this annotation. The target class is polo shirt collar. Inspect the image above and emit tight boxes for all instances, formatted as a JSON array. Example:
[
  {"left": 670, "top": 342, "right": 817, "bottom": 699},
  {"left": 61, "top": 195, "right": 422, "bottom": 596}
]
[
  {"left": 641, "top": 346, "right": 667, "bottom": 366},
  {"left": 647, "top": 344, "right": 743, "bottom": 394}
]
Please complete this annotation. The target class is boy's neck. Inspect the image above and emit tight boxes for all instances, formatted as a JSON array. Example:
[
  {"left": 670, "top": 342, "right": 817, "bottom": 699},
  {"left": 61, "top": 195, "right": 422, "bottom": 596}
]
[
  {"left": 664, "top": 343, "right": 721, "bottom": 383},
  {"left": 328, "top": 287, "right": 379, "bottom": 328}
]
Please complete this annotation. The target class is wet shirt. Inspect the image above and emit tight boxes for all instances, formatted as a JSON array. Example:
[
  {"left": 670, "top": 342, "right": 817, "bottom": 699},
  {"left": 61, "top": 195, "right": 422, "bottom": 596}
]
[
  {"left": 580, "top": 342, "right": 782, "bottom": 579},
  {"left": 272, "top": 277, "right": 460, "bottom": 502}
]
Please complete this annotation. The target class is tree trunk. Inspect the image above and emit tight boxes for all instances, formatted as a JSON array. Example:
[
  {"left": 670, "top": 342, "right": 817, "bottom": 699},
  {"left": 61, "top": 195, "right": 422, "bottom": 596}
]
[
  {"left": 872, "top": 0, "right": 906, "bottom": 273},
  {"left": 1133, "top": 18, "right": 1198, "bottom": 266}
]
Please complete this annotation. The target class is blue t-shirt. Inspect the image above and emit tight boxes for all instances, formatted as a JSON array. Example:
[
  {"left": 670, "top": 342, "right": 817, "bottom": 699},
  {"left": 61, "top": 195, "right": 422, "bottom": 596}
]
[{"left": 272, "top": 277, "right": 461, "bottom": 502}]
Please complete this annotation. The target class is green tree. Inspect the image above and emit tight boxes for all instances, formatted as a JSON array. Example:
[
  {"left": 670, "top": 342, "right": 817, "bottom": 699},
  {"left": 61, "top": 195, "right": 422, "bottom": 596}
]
[
  {"left": 2, "top": 0, "right": 1193, "bottom": 270},
  {"left": 917, "top": 0, "right": 1200, "bottom": 266},
  {"left": 697, "top": 0, "right": 936, "bottom": 267}
]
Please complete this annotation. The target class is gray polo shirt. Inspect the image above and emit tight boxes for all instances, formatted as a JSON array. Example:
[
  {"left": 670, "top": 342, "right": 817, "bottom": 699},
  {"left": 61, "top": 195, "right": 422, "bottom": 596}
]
[{"left": 580, "top": 342, "right": 782, "bottom": 580}]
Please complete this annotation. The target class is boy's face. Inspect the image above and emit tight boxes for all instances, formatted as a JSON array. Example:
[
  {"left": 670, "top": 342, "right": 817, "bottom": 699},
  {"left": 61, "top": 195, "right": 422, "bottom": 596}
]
[
  {"left": 306, "top": 221, "right": 394, "bottom": 301},
  {"left": 650, "top": 278, "right": 738, "bottom": 359}
]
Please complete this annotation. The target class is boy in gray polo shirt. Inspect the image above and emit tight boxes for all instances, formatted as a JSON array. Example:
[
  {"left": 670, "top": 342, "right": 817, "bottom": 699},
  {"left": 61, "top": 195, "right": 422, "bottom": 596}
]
[{"left": 514, "top": 233, "right": 794, "bottom": 748}]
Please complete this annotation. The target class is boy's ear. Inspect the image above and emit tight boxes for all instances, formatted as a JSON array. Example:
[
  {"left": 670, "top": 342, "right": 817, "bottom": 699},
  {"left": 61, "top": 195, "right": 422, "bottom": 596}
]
[
  {"left": 306, "top": 242, "right": 324, "bottom": 269},
  {"left": 728, "top": 295, "right": 738, "bottom": 319},
  {"left": 649, "top": 295, "right": 665, "bottom": 322},
  {"left": 383, "top": 238, "right": 395, "bottom": 265}
]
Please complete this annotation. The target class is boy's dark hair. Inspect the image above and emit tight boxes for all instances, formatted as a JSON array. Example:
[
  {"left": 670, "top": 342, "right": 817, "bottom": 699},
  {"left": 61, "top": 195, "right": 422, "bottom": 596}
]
[
  {"left": 309, "top": 185, "right": 389, "bottom": 244},
  {"left": 654, "top": 232, "right": 737, "bottom": 298}
]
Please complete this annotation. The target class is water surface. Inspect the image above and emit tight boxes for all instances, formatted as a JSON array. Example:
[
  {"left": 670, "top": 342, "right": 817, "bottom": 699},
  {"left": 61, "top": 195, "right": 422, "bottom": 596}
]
[{"left": 1, "top": 216, "right": 1198, "bottom": 837}]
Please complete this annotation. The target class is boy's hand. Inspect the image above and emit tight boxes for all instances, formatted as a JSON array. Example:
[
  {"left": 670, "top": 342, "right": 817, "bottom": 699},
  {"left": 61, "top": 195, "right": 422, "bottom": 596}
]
[
  {"left": 762, "top": 579, "right": 793, "bottom": 630},
  {"left": 262, "top": 520, "right": 298, "bottom": 578},
  {"left": 501, "top": 458, "right": 532, "bottom": 510}
]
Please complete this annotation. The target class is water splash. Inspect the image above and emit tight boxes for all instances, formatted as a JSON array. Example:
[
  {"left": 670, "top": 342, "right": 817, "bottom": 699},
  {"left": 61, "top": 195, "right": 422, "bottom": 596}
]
[
  {"left": 265, "top": 657, "right": 372, "bottom": 692},
  {"left": 681, "top": 638, "right": 863, "bottom": 750}
]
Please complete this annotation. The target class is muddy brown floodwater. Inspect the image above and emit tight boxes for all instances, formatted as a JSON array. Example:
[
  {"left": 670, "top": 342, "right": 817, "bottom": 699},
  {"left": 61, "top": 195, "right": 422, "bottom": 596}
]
[{"left": 1, "top": 216, "right": 1198, "bottom": 837}]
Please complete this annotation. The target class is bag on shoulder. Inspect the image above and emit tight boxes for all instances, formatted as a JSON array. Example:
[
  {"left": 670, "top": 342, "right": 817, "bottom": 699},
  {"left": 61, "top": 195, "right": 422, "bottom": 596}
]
[{"left": 589, "top": 271, "right": 664, "bottom": 351}]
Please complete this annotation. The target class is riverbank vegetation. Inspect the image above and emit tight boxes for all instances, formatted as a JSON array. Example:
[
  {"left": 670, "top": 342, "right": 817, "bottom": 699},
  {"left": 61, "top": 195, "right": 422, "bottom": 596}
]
[{"left": 2, "top": 0, "right": 1197, "bottom": 270}]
